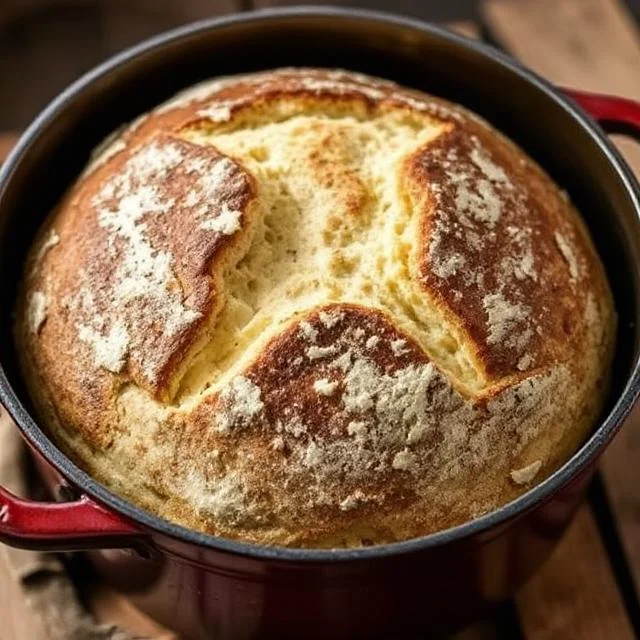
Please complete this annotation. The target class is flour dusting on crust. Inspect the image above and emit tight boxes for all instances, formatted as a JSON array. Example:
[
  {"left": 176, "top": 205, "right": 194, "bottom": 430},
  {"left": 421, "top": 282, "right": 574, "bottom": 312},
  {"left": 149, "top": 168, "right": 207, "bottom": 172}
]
[
  {"left": 555, "top": 231, "right": 580, "bottom": 280},
  {"left": 66, "top": 136, "right": 254, "bottom": 389},
  {"left": 510, "top": 460, "right": 542, "bottom": 485},
  {"left": 27, "top": 291, "right": 48, "bottom": 334},
  {"left": 216, "top": 375, "right": 264, "bottom": 432}
]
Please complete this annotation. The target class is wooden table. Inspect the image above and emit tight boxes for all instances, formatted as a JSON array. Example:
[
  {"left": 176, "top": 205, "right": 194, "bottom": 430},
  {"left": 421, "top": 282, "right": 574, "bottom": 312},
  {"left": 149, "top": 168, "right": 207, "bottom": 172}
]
[{"left": 2, "top": 1, "right": 640, "bottom": 638}]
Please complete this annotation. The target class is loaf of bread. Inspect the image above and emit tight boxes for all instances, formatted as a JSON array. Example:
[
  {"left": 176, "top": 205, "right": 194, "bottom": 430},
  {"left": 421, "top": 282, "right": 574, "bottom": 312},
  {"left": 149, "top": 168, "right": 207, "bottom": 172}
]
[{"left": 16, "top": 68, "right": 615, "bottom": 547}]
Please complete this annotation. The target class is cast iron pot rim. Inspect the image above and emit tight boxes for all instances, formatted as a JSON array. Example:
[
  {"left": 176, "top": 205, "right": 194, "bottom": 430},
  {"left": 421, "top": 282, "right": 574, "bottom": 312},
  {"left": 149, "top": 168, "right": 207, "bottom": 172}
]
[{"left": 1, "top": 5, "right": 640, "bottom": 563}]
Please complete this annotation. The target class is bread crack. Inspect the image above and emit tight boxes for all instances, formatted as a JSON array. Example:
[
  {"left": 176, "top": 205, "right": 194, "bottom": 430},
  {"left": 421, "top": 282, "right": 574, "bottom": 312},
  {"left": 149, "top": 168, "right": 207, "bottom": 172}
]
[{"left": 174, "top": 110, "right": 481, "bottom": 401}]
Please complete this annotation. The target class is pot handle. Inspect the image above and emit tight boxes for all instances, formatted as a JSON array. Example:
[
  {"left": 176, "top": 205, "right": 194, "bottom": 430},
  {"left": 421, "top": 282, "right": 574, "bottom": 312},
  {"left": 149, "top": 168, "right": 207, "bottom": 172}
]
[
  {"left": 563, "top": 89, "right": 640, "bottom": 139},
  {"left": 0, "top": 484, "right": 146, "bottom": 551},
  {"left": 0, "top": 140, "right": 146, "bottom": 553}
]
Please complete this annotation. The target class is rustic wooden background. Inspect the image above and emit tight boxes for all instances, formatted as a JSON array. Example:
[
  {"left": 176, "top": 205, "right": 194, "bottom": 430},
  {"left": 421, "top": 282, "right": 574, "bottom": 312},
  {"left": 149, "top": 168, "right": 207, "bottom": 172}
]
[
  {"left": 1, "top": 0, "right": 640, "bottom": 131},
  {"left": 1, "top": 1, "right": 640, "bottom": 639}
]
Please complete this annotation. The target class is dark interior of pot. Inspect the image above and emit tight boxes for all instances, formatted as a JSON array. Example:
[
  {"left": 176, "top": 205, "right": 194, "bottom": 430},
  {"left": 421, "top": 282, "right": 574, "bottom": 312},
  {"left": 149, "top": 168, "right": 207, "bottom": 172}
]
[{"left": 1, "top": 10, "right": 639, "bottom": 459}]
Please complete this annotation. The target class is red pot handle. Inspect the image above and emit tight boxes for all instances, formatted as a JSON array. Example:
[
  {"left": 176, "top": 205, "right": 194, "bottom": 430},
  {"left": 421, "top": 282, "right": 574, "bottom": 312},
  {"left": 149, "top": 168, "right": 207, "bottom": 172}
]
[
  {"left": 0, "top": 484, "right": 145, "bottom": 551},
  {"left": 563, "top": 88, "right": 640, "bottom": 138},
  {"left": 0, "top": 138, "right": 147, "bottom": 553}
]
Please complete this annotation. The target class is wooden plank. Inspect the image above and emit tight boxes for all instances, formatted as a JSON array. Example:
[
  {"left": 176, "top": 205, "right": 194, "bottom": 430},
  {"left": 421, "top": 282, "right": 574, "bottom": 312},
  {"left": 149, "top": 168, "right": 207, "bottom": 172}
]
[
  {"left": 482, "top": 0, "right": 640, "bottom": 173},
  {"left": 89, "top": 584, "right": 177, "bottom": 639},
  {"left": 0, "top": 546, "right": 48, "bottom": 640},
  {"left": 483, "top": 0, "right": 640, "bottom": 633},
  {"left": 0, "top": 133, "right": 18, "bottom": 161},
  {"left": 517, "top": 505, "right": 634, "bottom": 639}
]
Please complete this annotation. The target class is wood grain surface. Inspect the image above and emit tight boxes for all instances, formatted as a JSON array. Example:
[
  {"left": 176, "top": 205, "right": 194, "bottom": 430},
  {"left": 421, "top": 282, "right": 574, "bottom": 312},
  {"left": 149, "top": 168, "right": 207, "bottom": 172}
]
[
  {"left": 483, "top": 0, "right": 640, "bottom": 177},
  {"left": 516, "top": 506, "right": 634, "bottom": 639},
  {"left": 89, "top": 584, "right": 177, "bottom": 639},
  {"left": 0, "top": 546, "right": 48, "bottom": 640},
  {"left": 0, "top": 132, "right": 18, "bottom": 160}
]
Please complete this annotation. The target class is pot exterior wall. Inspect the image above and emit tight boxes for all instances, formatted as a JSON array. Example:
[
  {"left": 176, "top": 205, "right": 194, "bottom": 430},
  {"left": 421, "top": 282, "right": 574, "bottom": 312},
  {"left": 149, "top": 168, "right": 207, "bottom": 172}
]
[{"left": 33, "top": 451, "right": 593, "bottom": 639}]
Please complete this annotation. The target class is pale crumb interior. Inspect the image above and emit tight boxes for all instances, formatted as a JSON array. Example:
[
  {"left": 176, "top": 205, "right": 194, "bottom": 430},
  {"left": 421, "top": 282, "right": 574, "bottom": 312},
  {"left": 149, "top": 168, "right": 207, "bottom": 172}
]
[{"left": 169, "top": 106, "right": 483, "bottom": 407}]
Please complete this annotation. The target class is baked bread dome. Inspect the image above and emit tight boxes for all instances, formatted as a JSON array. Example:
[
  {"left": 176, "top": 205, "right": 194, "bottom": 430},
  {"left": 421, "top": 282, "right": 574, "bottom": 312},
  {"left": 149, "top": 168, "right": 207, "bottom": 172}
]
[{"left": 16, "top": 68, "right": 615, "bottom": 547}]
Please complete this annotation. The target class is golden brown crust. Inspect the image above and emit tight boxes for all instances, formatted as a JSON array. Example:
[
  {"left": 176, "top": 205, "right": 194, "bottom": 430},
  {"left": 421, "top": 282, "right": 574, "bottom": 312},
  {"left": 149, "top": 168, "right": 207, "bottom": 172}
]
[
  {"left": 407, "top": 122, "right": 586, "bottom": 381},
  {"left": 16, "top": 68, "right": 615, "bottom": 547}
]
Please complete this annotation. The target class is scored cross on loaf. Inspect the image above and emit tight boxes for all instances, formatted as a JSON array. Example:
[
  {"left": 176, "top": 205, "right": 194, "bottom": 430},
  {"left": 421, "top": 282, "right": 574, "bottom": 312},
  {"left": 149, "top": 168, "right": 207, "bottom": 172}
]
[{"left": 17, "top": 69, "right": 615, "bottom": 547}]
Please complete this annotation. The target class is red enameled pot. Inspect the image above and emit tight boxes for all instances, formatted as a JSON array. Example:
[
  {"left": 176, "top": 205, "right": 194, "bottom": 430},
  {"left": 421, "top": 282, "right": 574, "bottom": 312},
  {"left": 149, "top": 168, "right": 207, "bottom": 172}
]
[{"left": 1, "top": 8, "right": 640, "bottom": 639}]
